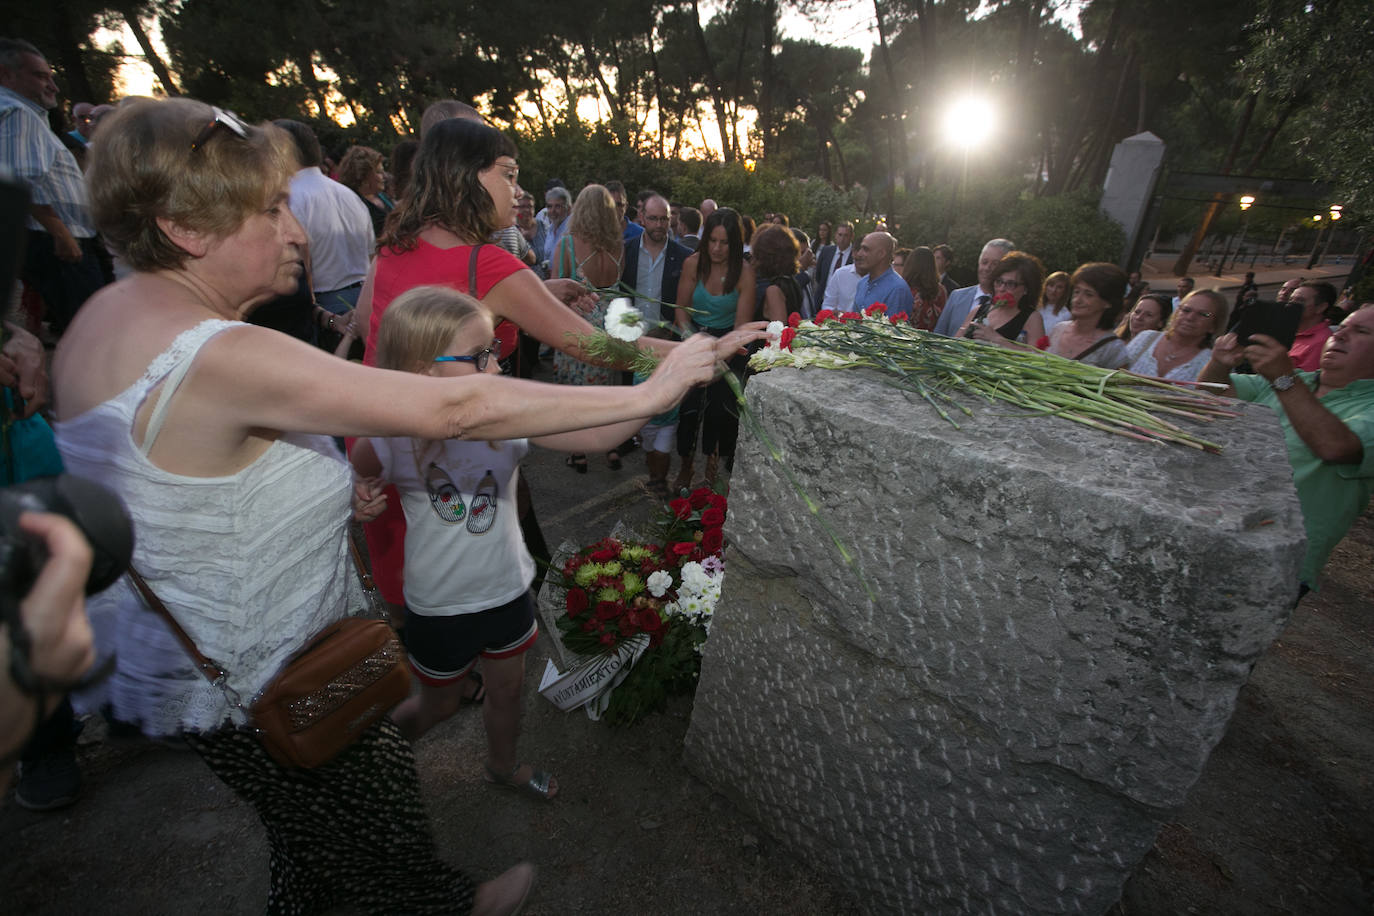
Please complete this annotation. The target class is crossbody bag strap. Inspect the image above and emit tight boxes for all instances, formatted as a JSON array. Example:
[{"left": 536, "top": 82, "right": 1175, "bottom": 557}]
[{"left": 1072, "top": 334, "right": 1119, "bottom": 362}]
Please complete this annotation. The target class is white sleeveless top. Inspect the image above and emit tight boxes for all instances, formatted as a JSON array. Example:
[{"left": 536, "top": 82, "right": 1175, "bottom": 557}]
[{"left": 54, "top": 320, "right": 357, "bottom": 735}]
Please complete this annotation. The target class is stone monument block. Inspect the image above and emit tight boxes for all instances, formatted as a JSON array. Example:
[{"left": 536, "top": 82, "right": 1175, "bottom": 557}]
[{"left": 682, "top": 367, "right": 1304, "bottom": 914}]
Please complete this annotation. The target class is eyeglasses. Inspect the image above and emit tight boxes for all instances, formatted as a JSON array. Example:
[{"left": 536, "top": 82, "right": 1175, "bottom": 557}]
[
  {"left": 992, "top": 277, "right": 1025, "bottom": 291},
  {"left": 190, "top": 107, "right": 249, "bottom": 152},
  {"left": 1177, "top": 306, "right": 1214, "bottom": 319},
  {"left": 434, "top": 339, "right": 500, "bottom": 371}
]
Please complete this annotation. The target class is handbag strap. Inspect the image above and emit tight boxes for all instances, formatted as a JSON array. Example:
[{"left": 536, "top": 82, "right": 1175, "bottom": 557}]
[
  {"left": 129, "top": 530, "right": 379, "bottom": 692},
  {"left": 1072, "top": 334, "right": 1120, "bottom": 362}
]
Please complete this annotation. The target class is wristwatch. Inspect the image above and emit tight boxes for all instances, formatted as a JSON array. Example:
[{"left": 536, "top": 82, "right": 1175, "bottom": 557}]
[{"left": 1270, "top": 372, "right": 1298, "bottom": 393}]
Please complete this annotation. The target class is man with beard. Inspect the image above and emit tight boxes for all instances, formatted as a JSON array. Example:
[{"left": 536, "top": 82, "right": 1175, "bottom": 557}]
[{"left": 620, "top": 193, "right": 690, "bottom": 325}]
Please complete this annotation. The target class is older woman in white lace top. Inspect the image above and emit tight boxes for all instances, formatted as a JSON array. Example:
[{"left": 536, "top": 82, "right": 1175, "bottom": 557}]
[
  {"left": 50, "top": 97, "right": 721, "bottom": 916},
  {"left": 1124, "top": 289, "right": 1230, "bottom": 382}
]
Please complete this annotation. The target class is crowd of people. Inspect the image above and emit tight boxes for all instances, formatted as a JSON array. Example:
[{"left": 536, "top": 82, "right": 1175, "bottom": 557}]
[{"left": 3, "top": 34, "right": 1373, "bottom": 916}]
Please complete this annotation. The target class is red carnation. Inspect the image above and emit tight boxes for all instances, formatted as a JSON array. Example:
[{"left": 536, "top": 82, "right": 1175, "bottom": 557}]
[
  {"left": 591, "top": 546, "right": 619, "bottom": 563},
  {"left": 889, "top": 312, "right": 909, "bottom": 325},
  {"left": 565, "top": 589, "right": 589, "bottom": 617},
  {"left": 669, "top": 497, "right": 692, "bottom": 520},
  {"left": 671, "top": 541, "right": 696, "bottom": 557},
  {"left": 840, "top": 310, "right": 861, "bottom": 322},
  {"left": 599, "top": 632, "right": 618, "bottom": 647},
  {"left": 993, "top": 291, "right": 1016, "bottom": 309},
  {"left": 787, "top": 312, "right": 801, "bottom": 328},
  {"left": 701, "top": 527, "right": 724, "bottom": 554},
  {"left": 595, "top": 600, "right": 622, "bottom": 621},
  {"left": 814, "top": 309, "right": 835, "bottom": 324},
  {"left": 779, "top": 327, "right": 796, "bottom": 351},
  {"left": 864, "top": 303, "right": 886, "bottom": 318},
  {"left": 700, "top": 507, "right": 725, "bottom": 528},
  {"left": 581, "top": 618, "right": 600, "bottom": 632}
]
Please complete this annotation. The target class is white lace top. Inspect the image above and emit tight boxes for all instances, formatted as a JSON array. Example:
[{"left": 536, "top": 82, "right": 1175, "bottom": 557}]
[
  {"left": 54, "top": 320, "right": 357, "bottom": 735},
  {"left": 1124, "top": 330, "right": 1212, "bottom": 382}
]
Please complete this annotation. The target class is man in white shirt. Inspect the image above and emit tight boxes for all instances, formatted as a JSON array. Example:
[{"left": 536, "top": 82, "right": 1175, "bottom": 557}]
[
  {"left": 273, "top": 120, "right": 373, "bottom": 314},
  {"left": 533, "top": 186, "right": 571, "bottom": 277},
  {"left": 1172, "top": 276, "right": 1195, "bottom": 309},
  {"left": 820, "top": 259, "right": 868, "bottom": 313}
]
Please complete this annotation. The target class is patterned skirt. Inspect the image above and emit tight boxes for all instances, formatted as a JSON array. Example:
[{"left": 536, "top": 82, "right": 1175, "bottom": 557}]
[{"left": 186, "top": 718, "right": 474, "bottom": 915}]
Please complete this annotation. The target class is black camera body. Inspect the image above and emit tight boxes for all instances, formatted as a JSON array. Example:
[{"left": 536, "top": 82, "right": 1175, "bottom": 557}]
[{"left": 0, "top": 474, "right": 135, "bottom": 628}]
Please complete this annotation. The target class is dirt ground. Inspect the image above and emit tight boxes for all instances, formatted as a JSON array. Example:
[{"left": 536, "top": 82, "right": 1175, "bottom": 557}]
[{"left": 2, "top": 442, "right": 1371, "bottom": 915}]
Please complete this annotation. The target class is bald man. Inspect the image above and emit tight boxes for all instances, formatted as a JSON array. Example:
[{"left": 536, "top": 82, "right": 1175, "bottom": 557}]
[
  {"left": 699, "top": 198, "right": 717, "bottom": 220},
  {"left": 852, "top": 231, "right": 914, "bottom": 317}
]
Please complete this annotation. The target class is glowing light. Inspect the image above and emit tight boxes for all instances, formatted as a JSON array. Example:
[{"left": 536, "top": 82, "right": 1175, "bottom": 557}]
[
  {"left": 1239, "top": 195, "right": 1254, "bottom": 210},
  {"left": 941, "top": 96, "right": 995, "bottom": 150}
]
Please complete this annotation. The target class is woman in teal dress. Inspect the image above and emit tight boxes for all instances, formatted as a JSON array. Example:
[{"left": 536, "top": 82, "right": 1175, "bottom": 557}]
[{"left": 672, "top": 207, "right": 757, "bottom": 490}]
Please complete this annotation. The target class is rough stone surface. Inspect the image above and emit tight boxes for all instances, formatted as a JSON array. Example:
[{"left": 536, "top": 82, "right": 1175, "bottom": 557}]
[{"left": 681, "top": 367, "right": 1305, "bottom": 915}]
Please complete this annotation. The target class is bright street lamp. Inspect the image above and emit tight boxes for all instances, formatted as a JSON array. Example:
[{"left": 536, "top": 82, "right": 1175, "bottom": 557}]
[{"left": 941, "top": 96, "right": 994, "bottom": 149}]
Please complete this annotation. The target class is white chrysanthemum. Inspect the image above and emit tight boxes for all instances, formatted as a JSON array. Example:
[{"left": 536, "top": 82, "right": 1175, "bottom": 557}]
[
  {"left": 605, "top": 297, "right": 644, "bottom": 341},
  {"left": 646, "top": 569, "right": 672, "bottom": 598},
  {"left": 765, "top": 320, "right": 785, "bottom": 342}
]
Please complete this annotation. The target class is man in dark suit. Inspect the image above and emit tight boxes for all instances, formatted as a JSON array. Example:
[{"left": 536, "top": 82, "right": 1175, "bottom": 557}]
[
  {"left": 676, "top": 206, "right": 701, "bottom": 252},
  {"left": 621, "top": 194, "right": 691, "bottom": 324},
  {"left": 814, "top": 221, "right": 855, "bottom": 307}
]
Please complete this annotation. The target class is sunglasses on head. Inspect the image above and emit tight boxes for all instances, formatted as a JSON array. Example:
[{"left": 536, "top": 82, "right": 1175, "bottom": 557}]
[{"left": 190, "top": 107, "right": 249, "bottom": 153}]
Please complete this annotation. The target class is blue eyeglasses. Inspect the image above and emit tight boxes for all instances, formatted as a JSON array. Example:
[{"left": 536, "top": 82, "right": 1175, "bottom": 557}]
[{"left": 434, "top": 340, "right": 499, "bottom": 371}]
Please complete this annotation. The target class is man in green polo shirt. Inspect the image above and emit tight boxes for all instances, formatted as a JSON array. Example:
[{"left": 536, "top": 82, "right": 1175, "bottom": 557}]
[{"left": 1199, "top": 304, "right": 1374, "bottom": 593}]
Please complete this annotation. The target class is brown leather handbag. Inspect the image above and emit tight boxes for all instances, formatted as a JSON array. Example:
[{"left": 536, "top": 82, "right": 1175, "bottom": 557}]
[{"left": 128, "top": 534, "right": 411, "bottom": 769}]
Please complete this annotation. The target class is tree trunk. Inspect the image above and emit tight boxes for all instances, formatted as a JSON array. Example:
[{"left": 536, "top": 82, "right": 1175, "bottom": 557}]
[
  {"left": 1043, "top": 0, "right": 1123, "bottom": 195},
  {"left": 757, "top": 0, "right": 778, "bottom": 159},
  {"left": 1172, "top": 91, "right": 1257, "bottom": 276},
  {"left": 48, "top": 0, "right": 98, "bottom": 105},
  {"left": 872, "top": 0, "right": 913, "bottom": 192},
  {"left": 646, "top": 11, "right": 666, "bottom": 159},
  {"left": 688, "top": 0, "right": 734, "bottom": 162},
  {"left": 119, "top": 4, "right": 179, "bottom": 95}
]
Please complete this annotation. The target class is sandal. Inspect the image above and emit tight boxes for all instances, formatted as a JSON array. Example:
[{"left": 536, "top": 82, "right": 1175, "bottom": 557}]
[
  {"left": 607, "top": 450, "right": 622, "bottom": 471},
  {"left": 565, "top": 454, "right": 588, "bottom": 474},
  {"left": 484, "top": 762, "right": 558, "bottom": 802},
  {"left": 460, "top": 671, "right": 486, "bottom": 707}
]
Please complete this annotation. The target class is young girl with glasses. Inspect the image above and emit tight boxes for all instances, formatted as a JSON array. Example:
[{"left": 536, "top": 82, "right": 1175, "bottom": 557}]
[{"left": 350, "top": 286, "right": 663, "bottom": 802}]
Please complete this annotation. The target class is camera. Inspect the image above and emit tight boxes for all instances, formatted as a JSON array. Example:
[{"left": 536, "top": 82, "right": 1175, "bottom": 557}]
[
  {"left": 1233, "top": 299, "right": 1303, "bottom": 348},
  {"left": 0, "top": 474, "right": 135, "bottom": 626}
]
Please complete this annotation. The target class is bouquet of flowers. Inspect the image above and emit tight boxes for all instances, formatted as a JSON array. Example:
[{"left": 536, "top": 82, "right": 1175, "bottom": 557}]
[{"left": 548, "top": 487, "right": 728, "bottom": 726}]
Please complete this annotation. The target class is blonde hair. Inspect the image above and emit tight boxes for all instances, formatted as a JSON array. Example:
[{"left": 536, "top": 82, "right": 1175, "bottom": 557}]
[
  {"left": 88, "top": 98, "right": 296, "bottom": 271},
  {"left": 569, "top": 184, "right": 622, "bottom": 255},
  {"left": 375, "top": 286, "right": 497, "bottom": 462},
  {"left": 375, "top": 285, "right": 491, "bottom": 374},
  {"left": 1167, "top": 289, "right": 1230, "bottom": 345}
]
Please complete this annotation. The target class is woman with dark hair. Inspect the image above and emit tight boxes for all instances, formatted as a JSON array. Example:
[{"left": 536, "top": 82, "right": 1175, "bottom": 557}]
[
  {"left": 812, "top": 220, "right": 832, "bottom": 254},
  {"left": 899, "top": 245, "right": 948, "bottom": 331},
  {"left": 959, "top": 250, "right": 1046, "bottom": 347},
  {"left": 1124, "top": 289, "right": 1228, "bottom": 381},
  {"left": 673, "top": 208, "right": 757, "bottom": 489},
  {"left": 1046, "top": 262, "right": 1130, "bottom": 368},
  {"left": 1115, "top": 293, "right": 1172, "bottom": 343},
  {"left": 740, "top": 213, "right": 756, "bottom": 257},
  {"left": 338, "top": 145, "right": 394, "bottom": 235},
  {"left": 389, "top": 139, "right": 419, "bottom": 202},
  {"left": 750, "top": 224, "right": 802, "bottom": 321},
  {"left": 354, "top": 119, "right": 763, "bottom": 663},
  {"left": 54, "top": 96, "right": 725, "bottom": 915}
]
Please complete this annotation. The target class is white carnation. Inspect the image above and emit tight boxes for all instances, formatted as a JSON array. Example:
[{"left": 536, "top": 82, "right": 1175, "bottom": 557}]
[
  {"left": 646, "top": 569, "right": 672, "bottom": 598},
  {"left": 605, "top": 297, "right": 644, "bottom": 341}
]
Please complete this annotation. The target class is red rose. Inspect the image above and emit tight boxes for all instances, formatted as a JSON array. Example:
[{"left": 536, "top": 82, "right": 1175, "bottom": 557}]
[
  {"left": 671, "top": 541, "right": 696, "bottom": 557},
  {"left": 640, "top": 611, "right": 667, "bottom": 647},
  {"left": 595, "top": 600, "right": 622, "bottom": 621},
  {"left": 779, "top": 327, "right": 796, "bottom": 351},
  {"left": 581, "top": 618, "right": 600, "bottom": 632},
  {"left": 814, "top": 309, "right": 835, "bottom": 324},
  {"left": 787, "top": 312, "right": 801, "bottom": 328},
  {"left": 599, "top": 632, "right": 618, "bottom": 647},
  {"left": 701, "top": 527, "right": 724, "bottom": 554},
  {"left": 889, "top": 312, "right": 909, "bottom": 325},
  {"left": 708, "top": 493, "right": 728, "bottom": 511},
  {"left": 864, "top": 303, "right": 886, "bottom": 318},
  {"left": 688, "top": 488, "right": 712, "bottom": 509},
  {"left": 700, "top": 507, "right": 725, "bottom": 528},
  {"left": 669, "top": 497, "right": 692, "bottom": 520},
  {"left": 566, "top": 589, "right": 589, "bottom": 617}
]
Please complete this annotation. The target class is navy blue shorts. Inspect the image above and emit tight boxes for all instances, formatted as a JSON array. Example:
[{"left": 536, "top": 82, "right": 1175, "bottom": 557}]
[{"left": 402, "top": 591, "right": 538, "bottom": 686}]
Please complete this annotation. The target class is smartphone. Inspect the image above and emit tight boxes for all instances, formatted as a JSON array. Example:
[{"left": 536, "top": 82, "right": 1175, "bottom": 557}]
[{"left": 1232, "top": 299, "right": 1303, "bottom": 349}]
